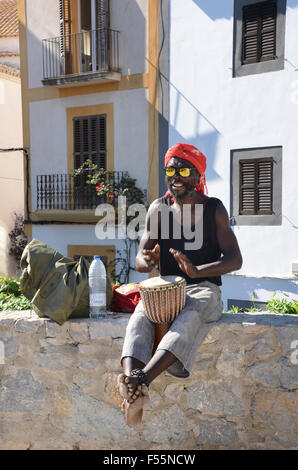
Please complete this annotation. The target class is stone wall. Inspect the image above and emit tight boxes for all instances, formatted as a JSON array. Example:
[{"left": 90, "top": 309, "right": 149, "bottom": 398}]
[{"left": 0, "top": 310, "right": 298, "bottom": 450}]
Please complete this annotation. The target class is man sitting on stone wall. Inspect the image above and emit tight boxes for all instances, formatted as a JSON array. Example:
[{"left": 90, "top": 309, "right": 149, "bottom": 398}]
[{"left": 118, "top": 143, "right": 243, "bottom": 427}]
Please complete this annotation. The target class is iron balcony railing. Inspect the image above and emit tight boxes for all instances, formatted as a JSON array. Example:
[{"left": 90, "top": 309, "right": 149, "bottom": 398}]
[
  {"left": 42, "top": 28, "right": 120, "bottom": 81},
  {"left": 36, "top": 172, "right": 128, "bottom": 210}
]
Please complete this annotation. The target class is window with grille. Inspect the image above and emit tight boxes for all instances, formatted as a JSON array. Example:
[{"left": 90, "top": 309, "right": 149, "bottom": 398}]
[
  {"left": 231, "top": 147, "right": 282, "bottom": 225},
  {"left": 233, "top": 0, "right": 286, "bottom": 77},
  {"left": 242, "top": 0, "right": 277, "bottom": 65},
  {"left": 73, "top": 114, "right": 106, "bottom": 169},
  {"left": 72, "top": 114, "right": 106, "bottom": 209}
]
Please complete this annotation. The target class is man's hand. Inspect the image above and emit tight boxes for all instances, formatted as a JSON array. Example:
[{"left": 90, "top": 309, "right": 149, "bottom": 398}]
[
  {"left": 169, "top": 248, "right": 198, "bottom": 278},
  {"left": 142, "top": 244, "right": 160, "bottom": 269}
]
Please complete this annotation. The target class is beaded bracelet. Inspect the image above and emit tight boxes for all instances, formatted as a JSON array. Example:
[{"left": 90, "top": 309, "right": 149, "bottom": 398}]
[{"left": 130, "top": 368, "right": 150, "bottom": 388}]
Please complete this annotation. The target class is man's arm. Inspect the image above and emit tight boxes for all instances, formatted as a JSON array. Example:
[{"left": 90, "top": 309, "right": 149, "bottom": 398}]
[
  {"left": 135, "top": 199, "right": 161, "bottom": 273},
  {"left": 170, "top": 202, "right": 243, "bottom": 278}
]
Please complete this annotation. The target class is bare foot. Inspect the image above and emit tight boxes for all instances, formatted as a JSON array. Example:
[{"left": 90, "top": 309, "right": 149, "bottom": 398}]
[
  {"left": 117, "top": 373, "right": 141, "bottom": 403},
  {"left": 125, "top": 384, "right": 150, "bottom": 427}
]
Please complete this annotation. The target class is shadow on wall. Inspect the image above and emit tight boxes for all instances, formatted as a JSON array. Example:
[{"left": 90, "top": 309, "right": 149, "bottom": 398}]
[
  {"left": 287, "top": 0, "right": 298, "bottom": 8},
  {"left": 192, "top": 0, "right": 234, "bottom": 20},
  {"left": 150, "top": 45, "right": 223, "bottom": 194},
  {"left": 151, "top": 59, "right": 222, "bottom": 195},
  {"left": 168, "top": 83, "right": 221, "bottom": 190}
]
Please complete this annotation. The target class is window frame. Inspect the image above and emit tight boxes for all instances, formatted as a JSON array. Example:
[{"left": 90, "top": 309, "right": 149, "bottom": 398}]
[
  {"left": 67, "top": 103, "right": 114, "bottom": 176},
  {"left": 230, "top": 146, "right": 282, "bottom": 226},
  {"left": 239, "top": 157, "right": 274, "bottom": 215},
  {"left": 233, "top": 0, "right": 286, "bottom": 77},
  {"left": 67, "top": 244, "right": 115, "bottom": 282},
  {"left": 73, "top": 113, "right": 107, "bottom": 170}
]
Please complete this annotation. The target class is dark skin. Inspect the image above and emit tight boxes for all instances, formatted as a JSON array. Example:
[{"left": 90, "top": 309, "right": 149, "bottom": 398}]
[{"left": 121, "top": 157, "right": 243, "bottom": 407}]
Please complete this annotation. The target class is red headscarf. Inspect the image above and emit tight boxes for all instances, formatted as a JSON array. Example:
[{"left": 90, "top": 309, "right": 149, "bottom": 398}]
[{"left": 164, "top": 143, "right": 208, "bottom": 196}]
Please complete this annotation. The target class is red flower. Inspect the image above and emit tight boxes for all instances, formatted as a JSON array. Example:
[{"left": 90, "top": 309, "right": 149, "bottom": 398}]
[
  {"left": 108, "top": 194, "right": 115, "bottom": 198},
  {"left": 96, "top": 184, "right": 104, "bottom": 191}
]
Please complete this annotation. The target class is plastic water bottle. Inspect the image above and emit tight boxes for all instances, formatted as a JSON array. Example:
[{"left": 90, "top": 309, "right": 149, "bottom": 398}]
[{"left": 89, "top": 255, "right": 107, "bottom": 318}]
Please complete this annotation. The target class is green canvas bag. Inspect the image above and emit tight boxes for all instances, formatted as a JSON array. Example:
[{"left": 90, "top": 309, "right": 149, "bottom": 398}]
[{"left": 20, "top": 239, "right": 112, "bottom": 325}]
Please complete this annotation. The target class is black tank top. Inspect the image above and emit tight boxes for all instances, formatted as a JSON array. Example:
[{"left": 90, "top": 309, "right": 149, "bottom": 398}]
[{"left": 158, "top": 196, "right": 222, "bottom": 286}]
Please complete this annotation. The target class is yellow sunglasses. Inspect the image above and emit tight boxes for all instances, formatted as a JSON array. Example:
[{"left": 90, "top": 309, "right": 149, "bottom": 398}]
[{"left": 165, "top": 167, "right": 192, "bottom": 177}]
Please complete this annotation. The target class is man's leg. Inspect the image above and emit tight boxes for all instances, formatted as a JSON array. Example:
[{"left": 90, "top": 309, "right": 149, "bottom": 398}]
[
  {"left": 118, "top": 301, "right": 155, "bottom": 403},
  {"left": 119, "top": 357, "right": 145, "bottom": 402},
  {"left": 120, "top": 350, "right": 177, "bottom": 427},
  {"left": 123, "top": 280, "right": 223, "bottom": 397},
  {"left": 121, "top": 349, "right": 177, "bottom": 400}
]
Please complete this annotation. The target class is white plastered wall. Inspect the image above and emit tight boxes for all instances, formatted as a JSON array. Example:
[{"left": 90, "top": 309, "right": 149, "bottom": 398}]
[
  {"left": 0, "top": 78, "right": 24, "bottom": 276},
  {"left": 169, "top": 0, "right": 298, "bottom": 305}
]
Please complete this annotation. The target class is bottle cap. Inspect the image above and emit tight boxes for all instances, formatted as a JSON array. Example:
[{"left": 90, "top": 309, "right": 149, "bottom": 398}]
[{"left": 94, "top": 255, "right": 101, "bottom": 260}]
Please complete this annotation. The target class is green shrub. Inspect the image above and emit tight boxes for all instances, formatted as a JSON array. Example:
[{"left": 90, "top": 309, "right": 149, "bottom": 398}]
[
  {"left": 0, "top": 276, "right": 31, "bottom": 311},
  {"left": 266, "top": 293, "right": 298, "bottom": 315},
  {"left": 224, "top": 293, "right": 298, "bottom": 315}
]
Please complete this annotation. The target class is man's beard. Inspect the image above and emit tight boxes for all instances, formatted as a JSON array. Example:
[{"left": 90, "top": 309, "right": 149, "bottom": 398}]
[{"left": 168, "top": 181, "right": 196, "bottom": 201}]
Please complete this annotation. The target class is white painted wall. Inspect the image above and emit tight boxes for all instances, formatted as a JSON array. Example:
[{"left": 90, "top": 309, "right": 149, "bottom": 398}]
[
  {"left": 31, "top": 224, "right": 145, "bottom": 283},
  {"left": 26, "top": 0, "right": 60, "bottom": 89},
  {"left": 26, "top": 0, "right": 148, "bottom": 89},
  {"left": 111, "top": 0, "right": 148, "bottom": 76},
  {"left": 169, "top": 0, "right": 298, "bottom": 303},
  {"left": 0, "top": 78, "right": 24, "bottom": 276},
  {"left": 29, "top": 87, "right": 148, "bottom": 211}
]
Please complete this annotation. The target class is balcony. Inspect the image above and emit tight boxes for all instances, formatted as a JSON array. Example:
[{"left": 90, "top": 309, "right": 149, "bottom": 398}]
[
  {"left": 32, "top": 172, "right": 127, "bottom": 223},
  {"left": 36, "top": 172, "right": 128, "bottom": 209},
  {"left": 41, "top": 28, "right": 121, "bottom": 87}
]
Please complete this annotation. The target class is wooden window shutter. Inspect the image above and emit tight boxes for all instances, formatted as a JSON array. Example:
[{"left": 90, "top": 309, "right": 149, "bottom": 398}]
[
  {"left": 257, "top": 159, "right": 273, "bottom": 213},
  {"left": 96, "top": 0, "right": 110, "bottom": 70},
  {"left": 242, "top": 0, "right": 277, "bottom": 65},
  {"left": 73, "top": 114, "right": 107, "bottom": 170},
  {"left": 59, "top": 0, "right": 71, "bottom": 50},
  {"left": 96, "top": 0, "right": 109, "bottom": 29},
  {"left": 260, "top": 1, "right": 277, "bottom": 61},
  {"left": 59, "top": 0, "right": 72, "bottom": 73},
  {"left": 239, "top": 158, "right": 273, "bottom": 215}
]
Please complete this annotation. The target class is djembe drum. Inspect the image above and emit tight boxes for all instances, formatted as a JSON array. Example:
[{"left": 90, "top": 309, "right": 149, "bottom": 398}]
[{"left": 138, "top": 275, "right": 186, "bottom": 355}]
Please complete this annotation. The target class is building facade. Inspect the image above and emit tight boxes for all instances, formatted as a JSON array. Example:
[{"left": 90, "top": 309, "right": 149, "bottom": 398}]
[
  {"left": 0, "top": 0, "right": 23, "bottom": 276},
  {"left": 18, "top": 0, "right": 297, "bottom": 307},
  {"left": 18, "top": 0, "right": 161, "bottom": 284},
  {"left": 165, "top": 0, "right": 298, "bottom": 307}
]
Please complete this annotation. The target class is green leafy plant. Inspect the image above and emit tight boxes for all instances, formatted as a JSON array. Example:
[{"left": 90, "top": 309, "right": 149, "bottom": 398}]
[
  {"left": 73, "top": 159, "right": 147, "bottom": 206},
  {"left": 107, "top": 238, "right": 139, "bottom": 285},
  {"left": 224, "top": 292, "right": 298, "bottom": 315},
  {"left": 247, "top": 291, "right": 262, "bottom": 312},
  {"left": 247, "top": 306, "right": 262, "bottom": 312},
  {"left": 223, "top": 305, "right": 244, "bottom": 314},
  {"left": 73, "top": 161, "right": 147, "bottom": 285},
  {"left": 266, "top": 292, "right": 298, "bottom": 315},
  {"left": 0, "top": 276, "right": 31, "bottom": 311}
]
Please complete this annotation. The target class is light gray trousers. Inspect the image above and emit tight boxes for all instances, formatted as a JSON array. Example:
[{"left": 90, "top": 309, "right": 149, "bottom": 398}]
[{"left": 121, "top": 281, "right": 223, "bottom": 377}]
